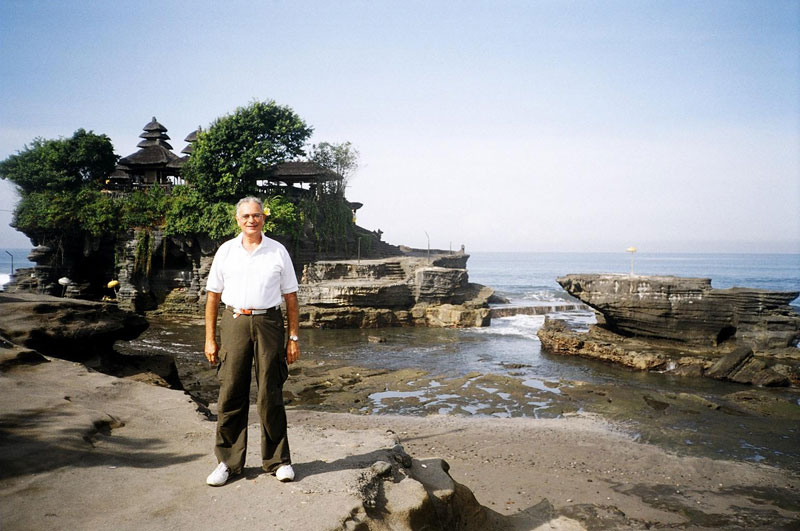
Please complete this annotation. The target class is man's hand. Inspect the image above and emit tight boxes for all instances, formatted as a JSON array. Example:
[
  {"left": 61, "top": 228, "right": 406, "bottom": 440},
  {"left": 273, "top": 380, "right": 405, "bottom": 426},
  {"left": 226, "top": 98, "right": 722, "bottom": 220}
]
[
  {"left": 205, "top": 338, "right": 219, "bottom": 365},
  {"left": 287, "top": 340, "right": 300, "bottom": 364}
]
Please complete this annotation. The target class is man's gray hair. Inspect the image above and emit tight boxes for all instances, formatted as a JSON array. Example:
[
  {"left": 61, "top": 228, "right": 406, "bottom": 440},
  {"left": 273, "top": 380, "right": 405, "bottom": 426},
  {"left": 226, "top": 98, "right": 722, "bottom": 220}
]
[{"left": 235, "top": 196, "right": 263, "bottom": 215}]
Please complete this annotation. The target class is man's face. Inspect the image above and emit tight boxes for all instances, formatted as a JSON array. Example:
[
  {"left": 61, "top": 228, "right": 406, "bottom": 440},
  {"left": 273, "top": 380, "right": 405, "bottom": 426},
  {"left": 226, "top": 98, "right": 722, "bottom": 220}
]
[{"left": 236, "top": 201, "right": 265, "bottom": 236}]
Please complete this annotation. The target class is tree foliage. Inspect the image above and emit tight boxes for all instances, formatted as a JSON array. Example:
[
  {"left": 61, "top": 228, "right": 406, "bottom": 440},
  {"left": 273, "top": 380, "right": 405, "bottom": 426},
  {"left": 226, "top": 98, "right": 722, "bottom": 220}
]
[
  {"left": 163, "top": 185, "right": 238, "bottom": 240},
  {"left": 183, "top": 100, "right": 313, "bottom": 202},
  {"left": 119, "top": 187, "right": 168, "bottom": 229},
  {"left": 12, "top": 189, "right": 118, "bottom": 238},
  {"left": 3, "top": 104, "right": 361, "bottom": 257},
  {"left": 264, "top": 195, "right": 302, "bottom": 238},
  {"left": 0, "top": 129, "right": 117, "bottom": 193},
  {"left": 308, "top": 141, "right": 359, "bottom": 197},
  {"left": 309, "top": 141, "right": 359, "bottom": 180}
]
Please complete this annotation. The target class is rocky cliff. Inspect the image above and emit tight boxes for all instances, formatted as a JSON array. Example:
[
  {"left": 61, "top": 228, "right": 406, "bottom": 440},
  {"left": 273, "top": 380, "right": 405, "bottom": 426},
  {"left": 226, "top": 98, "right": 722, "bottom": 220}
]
[
  {"left": 7, "top": 232, "right": 491, "bottom": 328},
  {"left": 298, "top": 254, "right": 493, "bottom": 328},
  {"left": 538, "top": 274, "right": 800, "bottom": 387},
  {"left": 557, "top": 274, "right": 800, "bottom": 350}
]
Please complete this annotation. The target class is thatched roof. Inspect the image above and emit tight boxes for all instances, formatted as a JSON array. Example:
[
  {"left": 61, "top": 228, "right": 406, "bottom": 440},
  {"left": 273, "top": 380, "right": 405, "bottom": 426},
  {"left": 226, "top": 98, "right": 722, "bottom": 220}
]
[
  {"left": 183, "top": 126, "right": 201, "bottom": 143},
  {"left": 265, "top": 161, "right": 342, "bottom": 183},
  {"left": 181, "top": 126, "right": 201, "bottom": 155},
  {"left": 109, "top": 164, "right": 131, "bottom": 178},
  {"left": 119, "top": 116, "right": 181, "bottom": 168},
  {"left": 140, "top": 130, "right": 171, "bottom": 140},
  {"left": 167, "top": 156, "right": 188, "bottom": 169},
  {"left": 143, "top": 117, "right": 167, "bottom": 132},
  {"left": 119, "top": 145, "right": 181, "bottom": 167}
]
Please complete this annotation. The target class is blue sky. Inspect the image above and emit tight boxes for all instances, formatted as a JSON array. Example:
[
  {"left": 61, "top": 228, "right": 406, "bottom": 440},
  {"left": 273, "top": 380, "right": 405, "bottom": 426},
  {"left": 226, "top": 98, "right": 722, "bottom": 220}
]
[{"left": 1, "top": 1, "right": 798, "bottom": 252}]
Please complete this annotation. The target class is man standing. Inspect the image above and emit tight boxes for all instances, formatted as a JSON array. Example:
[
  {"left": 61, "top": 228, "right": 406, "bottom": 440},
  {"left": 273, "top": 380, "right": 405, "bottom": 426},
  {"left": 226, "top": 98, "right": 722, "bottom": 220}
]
[{"left": 204, "top": 196, "right": 300, "bottom": 486}]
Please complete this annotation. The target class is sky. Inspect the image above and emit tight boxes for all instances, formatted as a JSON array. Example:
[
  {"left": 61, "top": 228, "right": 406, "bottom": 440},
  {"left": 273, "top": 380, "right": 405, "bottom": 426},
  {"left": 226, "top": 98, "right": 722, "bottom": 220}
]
[{"left": 1, "top": 1, "right": 798, "bottom": 253}]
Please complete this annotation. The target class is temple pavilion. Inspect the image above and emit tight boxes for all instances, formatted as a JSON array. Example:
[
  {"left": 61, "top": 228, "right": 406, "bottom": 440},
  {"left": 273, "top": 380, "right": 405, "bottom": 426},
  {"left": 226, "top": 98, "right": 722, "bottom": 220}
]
[
  {"left": 108, "top": 117, "right": 186, "bottom": 191},
  {"left": 106, "top": 118, "right": 347, "bottom": 199}
]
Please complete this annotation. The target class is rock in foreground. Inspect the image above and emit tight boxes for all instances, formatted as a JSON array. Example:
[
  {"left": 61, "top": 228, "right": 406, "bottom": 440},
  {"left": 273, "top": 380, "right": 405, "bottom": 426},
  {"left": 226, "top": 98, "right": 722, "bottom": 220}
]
[{"left": 0, "top": 293, "right": 148, "bottom": 359}]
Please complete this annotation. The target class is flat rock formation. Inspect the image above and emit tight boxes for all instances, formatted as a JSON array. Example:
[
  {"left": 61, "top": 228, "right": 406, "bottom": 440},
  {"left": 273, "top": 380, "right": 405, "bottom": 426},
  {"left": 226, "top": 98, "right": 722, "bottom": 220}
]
[
  {"left": 539, "top": 274, "right": 800, "bottom": 387},
  {"left": 298, "top": 254, "right": 493, "bottom": 328},
  {"left": 0, "top": 293, "right": 148, "bottom": 359},
  {"left": 557, "top": 274, "right": 800, "bottom": 350}
]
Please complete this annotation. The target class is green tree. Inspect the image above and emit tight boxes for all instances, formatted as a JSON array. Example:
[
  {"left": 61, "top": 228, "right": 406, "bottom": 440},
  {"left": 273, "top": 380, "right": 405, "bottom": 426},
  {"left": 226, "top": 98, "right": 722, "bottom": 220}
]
[
  {"left": 183, "top": 100, "right": 313, "bottom": 202},
  {"left": 164, "top": 185, "right": 238, "bottom": 240},
  {"left": 308, "top": 141, "right": 359, "bottom": 196},
  {"left": 119, "top": 187, "right": 168, "bottom": 229},
  {"left": 0, "top": 129, "right": 117, "bottom": 193},
  {"left": 264, "top": 195, "right": 302, "bottom": 238}
]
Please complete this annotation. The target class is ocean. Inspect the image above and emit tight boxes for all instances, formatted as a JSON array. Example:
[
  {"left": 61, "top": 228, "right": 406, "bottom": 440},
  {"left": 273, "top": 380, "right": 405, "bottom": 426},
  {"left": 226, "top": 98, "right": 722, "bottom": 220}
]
[
  {"left": 0, "top": 247, "right": 34, "bottom": 290},
  {"left": 468, "top": 251, "right": 800, "bottom": 306}
]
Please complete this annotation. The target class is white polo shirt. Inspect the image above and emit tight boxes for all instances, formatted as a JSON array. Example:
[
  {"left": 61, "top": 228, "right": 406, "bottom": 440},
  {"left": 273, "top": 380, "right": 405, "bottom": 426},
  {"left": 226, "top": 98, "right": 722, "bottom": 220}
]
[{"left": 206, "top": 233, "right": 298, "bottom": 310}]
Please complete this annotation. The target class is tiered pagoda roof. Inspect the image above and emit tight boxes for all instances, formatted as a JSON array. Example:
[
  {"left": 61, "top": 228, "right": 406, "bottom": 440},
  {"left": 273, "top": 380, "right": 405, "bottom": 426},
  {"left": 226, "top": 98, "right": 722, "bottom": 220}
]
[
  {"left": 181, "top": 126, "right": 201, "bottom": 155},
  {"left": 118, "top": 117, "right": 181, "bottom": 168}
]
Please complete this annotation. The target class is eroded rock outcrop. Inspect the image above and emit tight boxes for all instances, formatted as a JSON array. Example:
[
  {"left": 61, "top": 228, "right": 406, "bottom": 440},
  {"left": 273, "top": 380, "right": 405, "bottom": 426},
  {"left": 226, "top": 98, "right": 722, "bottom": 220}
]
[
  {"left": 298, "top": 254, "right": 493, "bottom": 328},
  {"left": 0, "top": 293, "right": 148, "bottom": 359},
  {"left": 539, "top": 274, "right": 800, "bottom": 387},
  {"left": 9, "top": 231, "right": 490, "bottom": 329},
  {"left": 558, "top": 274, "right": 800, "bottom": 350}
]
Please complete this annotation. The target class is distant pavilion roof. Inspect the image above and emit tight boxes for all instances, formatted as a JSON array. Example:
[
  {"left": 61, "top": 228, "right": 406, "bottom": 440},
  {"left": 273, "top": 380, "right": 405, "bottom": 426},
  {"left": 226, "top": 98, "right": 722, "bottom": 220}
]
[
  {"left": 181, "top": 126, "right": 201, "bottom": 155},
  {"left": 264, "top": 161, "right": 342, "bottom": 183}
]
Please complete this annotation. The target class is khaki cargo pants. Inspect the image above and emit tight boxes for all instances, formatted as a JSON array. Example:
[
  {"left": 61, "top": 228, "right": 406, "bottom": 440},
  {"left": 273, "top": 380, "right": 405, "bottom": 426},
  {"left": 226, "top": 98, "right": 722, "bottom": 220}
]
[{"left": 214, "top": 306, "right": 290, "bottom": 474}]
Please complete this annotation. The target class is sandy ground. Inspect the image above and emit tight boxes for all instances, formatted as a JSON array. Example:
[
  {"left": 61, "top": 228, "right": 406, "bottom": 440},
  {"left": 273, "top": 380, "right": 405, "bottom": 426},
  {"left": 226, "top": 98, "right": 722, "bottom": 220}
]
[{"left": 1, "top": 356, "right": 799, "bottom": 530}]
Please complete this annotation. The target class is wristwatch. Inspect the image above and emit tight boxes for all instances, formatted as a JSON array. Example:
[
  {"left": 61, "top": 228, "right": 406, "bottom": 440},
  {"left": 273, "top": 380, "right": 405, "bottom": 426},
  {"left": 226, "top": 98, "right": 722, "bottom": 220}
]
[{"left": 288, "top": 335, "right": 299, "bottom": 342}]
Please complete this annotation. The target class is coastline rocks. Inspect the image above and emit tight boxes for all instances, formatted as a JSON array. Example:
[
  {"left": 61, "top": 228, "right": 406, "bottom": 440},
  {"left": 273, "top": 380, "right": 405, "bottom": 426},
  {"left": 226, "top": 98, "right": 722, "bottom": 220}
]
[
  {"left": 539, "top": 273, "right": 800, "bottom": 387},
  {"left": 0, "top": 293, "right": 148, "bottom": 359},
  {"left": 557, "top": 274, "right": 800, "bottom": 350},
  {"left": 538, "top": 318, "right": 794, "bottom": 386},
  {"left": 298, "top": 255, "right": 492, "bottom": 328},
  {"left": 9, "top": 231, "right": 488, "bottom": 331}
]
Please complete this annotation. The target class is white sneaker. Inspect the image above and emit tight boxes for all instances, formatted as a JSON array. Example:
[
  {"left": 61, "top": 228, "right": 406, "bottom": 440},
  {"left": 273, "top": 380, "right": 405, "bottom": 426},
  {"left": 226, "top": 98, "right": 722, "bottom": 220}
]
[
  {"left": 206, "top": 462, "right": 230, "bottom": 486},
  {"left": 275, "top": 464, "right": 295, "bottom": 482}
]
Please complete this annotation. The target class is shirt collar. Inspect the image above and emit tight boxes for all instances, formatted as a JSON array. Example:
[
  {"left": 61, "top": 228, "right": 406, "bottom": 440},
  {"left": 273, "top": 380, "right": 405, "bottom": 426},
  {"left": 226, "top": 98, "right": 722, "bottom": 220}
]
[{"left": 236, "top": 232, "right": 265, "bottom": 253}]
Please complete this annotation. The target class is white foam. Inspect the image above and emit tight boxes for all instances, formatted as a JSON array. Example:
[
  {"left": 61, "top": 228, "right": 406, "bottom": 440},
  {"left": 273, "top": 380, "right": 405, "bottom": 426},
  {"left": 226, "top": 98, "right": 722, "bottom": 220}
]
[
  {"left": 476, "top": 314, "right": 545, "bottom": 340},
  {"left": 0, "top": 274, "right": 10, "bottom": 291}
]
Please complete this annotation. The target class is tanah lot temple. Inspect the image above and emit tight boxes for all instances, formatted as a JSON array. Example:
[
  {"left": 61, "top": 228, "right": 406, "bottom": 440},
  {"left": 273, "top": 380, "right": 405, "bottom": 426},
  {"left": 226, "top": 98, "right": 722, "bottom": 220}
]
[{"left": 105, "top": 117, "right": 348, "bottom": 202}]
